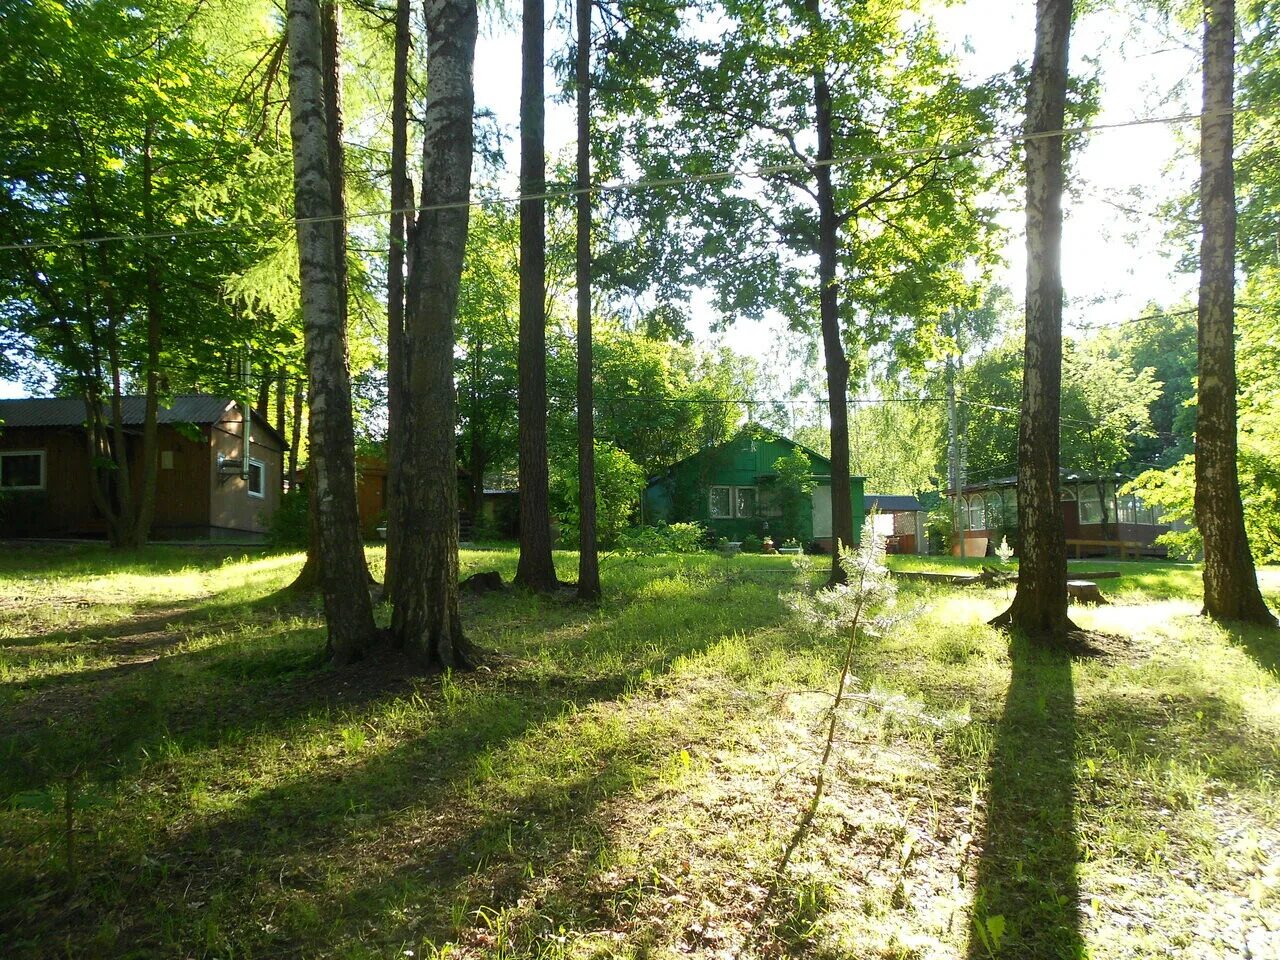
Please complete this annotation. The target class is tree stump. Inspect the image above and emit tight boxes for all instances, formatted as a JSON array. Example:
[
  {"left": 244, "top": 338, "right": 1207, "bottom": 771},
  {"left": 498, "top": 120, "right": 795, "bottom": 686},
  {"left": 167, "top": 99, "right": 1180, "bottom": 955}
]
[{"left": 1067, "top": 580, "right": 1107, "bottom": 605}]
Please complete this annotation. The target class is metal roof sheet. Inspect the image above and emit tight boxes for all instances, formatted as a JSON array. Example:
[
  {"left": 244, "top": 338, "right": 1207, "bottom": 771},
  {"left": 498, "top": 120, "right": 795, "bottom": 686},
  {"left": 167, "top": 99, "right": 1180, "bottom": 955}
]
[
  {"left": 0, "top": 395, "right": 235, "bottom": 428},
  {"left": 864, "top": 494, "right": 925, "bottom": 513}
]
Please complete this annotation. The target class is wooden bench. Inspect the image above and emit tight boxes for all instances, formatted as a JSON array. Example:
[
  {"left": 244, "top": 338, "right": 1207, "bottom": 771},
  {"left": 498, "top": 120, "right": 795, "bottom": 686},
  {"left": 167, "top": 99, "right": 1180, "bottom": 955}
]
[{"left": 1066, "top": 538, "right": 1143, "bottom": 560}]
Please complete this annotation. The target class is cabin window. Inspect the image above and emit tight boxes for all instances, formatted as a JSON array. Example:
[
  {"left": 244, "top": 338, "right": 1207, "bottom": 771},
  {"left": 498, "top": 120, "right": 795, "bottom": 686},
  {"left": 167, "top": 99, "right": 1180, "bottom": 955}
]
[
  {"left": 966, "top": 496, "right": 985, "bottom": 531},
  {"left": 709, "top": 486, "right": 732, "bottom": 519},
  {"left": 247, "top": 458, "right": 266, "bottom": 499},
  {"left": 1079, "top": 486, "right": 1103, "bottom": 525},
  {"left": 160, "top": 450, "right": 175, "bottom": 470},
  {"left": 0, "top": 450, "right": 45, "bottom": 490},
  {"left": 735, "top": 487, "right": 756, "bottom": 518}
]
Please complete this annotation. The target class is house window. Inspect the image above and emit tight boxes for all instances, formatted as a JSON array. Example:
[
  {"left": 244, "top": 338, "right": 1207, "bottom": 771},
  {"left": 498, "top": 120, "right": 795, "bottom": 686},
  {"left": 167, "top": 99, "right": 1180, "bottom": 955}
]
[
  {"left": 160, "top": 450, "right": 175, "bottom": 470},
  {"left": 709, "top": 486, "right": 732, "bottom": 519},
  {"left": 710, "top": 485, "right": 758, "bottom": 519},
  {"left": 1079, "top": 486, "right": 1103, "bottom": 525},
  {"left": 247, "top": 458, "right": 266, "bottom": 499},
  {"left": 967, "top": 495, "right": 985, "bottom": 531},
  {"left": 0, "top": 450, "right": 45, "bottom": 490}
]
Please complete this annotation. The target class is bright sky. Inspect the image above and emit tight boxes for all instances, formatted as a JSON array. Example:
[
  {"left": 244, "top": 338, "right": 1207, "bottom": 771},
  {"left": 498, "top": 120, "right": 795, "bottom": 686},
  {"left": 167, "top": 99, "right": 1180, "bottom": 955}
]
[{"left": 472, "top": 0, "right": 1204, "bottom": 384}]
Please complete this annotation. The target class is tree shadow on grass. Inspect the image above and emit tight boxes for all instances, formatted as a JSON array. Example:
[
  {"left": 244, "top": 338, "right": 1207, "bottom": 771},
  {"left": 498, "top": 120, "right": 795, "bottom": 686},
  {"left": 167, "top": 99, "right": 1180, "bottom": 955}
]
[
  {"left": 968, "top": 635, "right": 1082, "bottom": 960},
  {"left": 1222, "top": 618, "right": 1280, "bottom": 681},
  {"left": 3, "top": 574, "right": 790, "bottom": 956}
]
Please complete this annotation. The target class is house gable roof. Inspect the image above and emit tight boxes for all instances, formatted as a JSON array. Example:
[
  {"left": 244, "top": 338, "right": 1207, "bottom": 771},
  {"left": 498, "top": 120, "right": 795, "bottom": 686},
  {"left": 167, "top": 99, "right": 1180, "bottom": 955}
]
[
  {"left": 647, "top": 425, "right": 856, "bottom": 485},
  {"left": 0, "top": 395, "right": 289, "bottom": 449}
]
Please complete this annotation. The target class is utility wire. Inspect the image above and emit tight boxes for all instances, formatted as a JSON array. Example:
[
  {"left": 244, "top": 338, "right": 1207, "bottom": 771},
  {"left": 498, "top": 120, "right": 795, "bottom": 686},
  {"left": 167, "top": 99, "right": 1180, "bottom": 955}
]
[{"left": 2, "top": 102, "right": 1274, "bottom": 253}]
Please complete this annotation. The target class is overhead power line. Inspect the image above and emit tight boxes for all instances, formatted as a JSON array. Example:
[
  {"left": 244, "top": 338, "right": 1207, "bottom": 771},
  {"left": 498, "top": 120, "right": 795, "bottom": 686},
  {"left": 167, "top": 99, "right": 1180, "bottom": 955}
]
[{"left": 1, "top": 102, "right": 1274, "bottom": 254}]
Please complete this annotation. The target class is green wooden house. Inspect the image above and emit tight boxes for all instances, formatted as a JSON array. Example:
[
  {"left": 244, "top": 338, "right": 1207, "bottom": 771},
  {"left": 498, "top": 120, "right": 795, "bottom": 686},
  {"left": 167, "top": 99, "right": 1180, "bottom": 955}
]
[{"left": 642, "top": 427, "right": 865, "bottom": 550}]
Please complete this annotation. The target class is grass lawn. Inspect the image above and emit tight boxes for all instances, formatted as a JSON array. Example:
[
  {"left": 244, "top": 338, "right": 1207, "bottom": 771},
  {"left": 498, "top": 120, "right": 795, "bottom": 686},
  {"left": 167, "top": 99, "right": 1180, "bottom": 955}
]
[{"left": 2, "top": 544, "right": 1279, "bottom": 959}]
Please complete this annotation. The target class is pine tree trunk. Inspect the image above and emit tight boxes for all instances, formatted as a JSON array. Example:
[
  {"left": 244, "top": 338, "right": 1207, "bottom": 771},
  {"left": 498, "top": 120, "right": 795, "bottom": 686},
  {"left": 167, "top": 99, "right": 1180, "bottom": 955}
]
[
  {"left": 384, "top": 0, "right": 411, "bottom": 598},
  {"left": 515, "top": 0, "right": 559, "bottom": 592},
  {"left": 992, "top": 0, "right": 1075, "bottom": 640},
  {"left": 1195, "top": 0, "right": 1276, "bottom": 626},
  {"left": 575, "top": 0, "right": 600, "bottom": 601},
  {"left": 806, "top": 0, "right": 854, "bottom": 586},
  {"left": 284, "top": 0, "right": 377, "bottom": 662},
  {"left": 390, "top": 0, "right": 478, "bottom": 668}
]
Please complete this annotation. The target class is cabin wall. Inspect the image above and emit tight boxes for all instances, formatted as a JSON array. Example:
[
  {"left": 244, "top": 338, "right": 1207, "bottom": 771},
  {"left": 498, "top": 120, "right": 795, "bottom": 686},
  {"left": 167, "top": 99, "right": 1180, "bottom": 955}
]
[{"left": 208, "top": 411, "right": 283, "bottom": 538}]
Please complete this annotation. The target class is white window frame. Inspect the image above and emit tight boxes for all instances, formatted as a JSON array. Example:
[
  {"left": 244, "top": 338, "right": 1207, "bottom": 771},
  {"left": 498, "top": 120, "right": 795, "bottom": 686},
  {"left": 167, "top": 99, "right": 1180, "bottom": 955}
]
[
  {"left": 247, "top": 457, "right": 266, "bottom": 499},
  {"left": 709, "top": 484, "right": 758, "bottom": 519},
  {"left": 0, "top": 449, "right": 46, "bottom": 491},
  {"left": 709, "top": 485, "right": 732, "bottom": 519}
]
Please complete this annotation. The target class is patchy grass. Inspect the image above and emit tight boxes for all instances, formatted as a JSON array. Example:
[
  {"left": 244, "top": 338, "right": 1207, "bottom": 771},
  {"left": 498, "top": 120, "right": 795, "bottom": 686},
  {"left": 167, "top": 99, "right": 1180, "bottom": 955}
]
[{"left": 2, "top": 545, "right": 1279, "bottom": 959}]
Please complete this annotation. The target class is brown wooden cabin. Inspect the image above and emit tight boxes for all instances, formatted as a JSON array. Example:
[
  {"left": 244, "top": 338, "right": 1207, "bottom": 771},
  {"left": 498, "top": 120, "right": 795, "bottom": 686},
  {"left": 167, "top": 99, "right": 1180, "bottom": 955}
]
[
  {"left": 948, "top": 471, "right": 1172, "bottom": 558},
  {"left": 307, "top": 456, "right": 475, "bottom": 540},
  {"left": 0, "top": 395, "right": 287, "bottom": 541}
]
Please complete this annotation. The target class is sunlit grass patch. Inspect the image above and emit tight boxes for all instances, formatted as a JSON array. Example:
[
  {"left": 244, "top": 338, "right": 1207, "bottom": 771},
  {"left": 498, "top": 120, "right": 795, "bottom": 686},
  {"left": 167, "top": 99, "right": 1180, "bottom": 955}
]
[{"left": 1, "top": 545, "right": 1278, "bottom": 958}]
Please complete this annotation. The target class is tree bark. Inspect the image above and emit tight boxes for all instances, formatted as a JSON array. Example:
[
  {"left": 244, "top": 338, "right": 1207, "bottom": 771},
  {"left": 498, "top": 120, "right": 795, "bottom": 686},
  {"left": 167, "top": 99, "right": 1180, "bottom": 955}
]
[
  {"left": 384, "top": 0, "right": 411, "bottom": 598},
  {"left": 806, "top": 0, "right": 854, "bottom": 586},
  {"left": 289, "top": 376, "right": 303, "bottom": 490},
  {"left": 390, "top": 0, "right": 479, "bottom": 667},
  {"left": 992, "top": 0, "right": 1074, "bottom": 640},
  {"left": 575, "top": 0, "right": 600, "bottom": 601},
  {"left": 284, "top": 0, "right": 377, "bottom": 662},
  {"left": 1195, "top": 0, "right": 1276, "bottom": 626},
  {"left": 515, "top": 0, "right": 559, "bottom": 591},
  {"left": 131, "top": 116, "right": 163, "bottom": 549}
]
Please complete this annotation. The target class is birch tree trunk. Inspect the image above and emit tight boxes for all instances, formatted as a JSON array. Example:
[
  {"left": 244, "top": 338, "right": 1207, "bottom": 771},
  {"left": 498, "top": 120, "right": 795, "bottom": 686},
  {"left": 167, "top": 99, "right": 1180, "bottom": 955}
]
[
  {"left": 806, "top": 0, "right": 854, "bottom": 586},
  {"left": 991, "top": 0, "right": 1074, "bottom": 639},
  {"left": 575, "top": 0, "right": 600, "bottom": 601},
  {"left": 384, "top": 0, "right": 411, "bottom": 598},
  {"left": 1195, "top": 0, "right": 1276, "bottom": 626},
  {"left": 515, "top": 0, "right": 559, "bottom": 592},
  {"left": 284, "top": 0, "right": 377, "bottom": 662},
  {"left": 390, "top": 0, "right": 479, "bottom": 667}
]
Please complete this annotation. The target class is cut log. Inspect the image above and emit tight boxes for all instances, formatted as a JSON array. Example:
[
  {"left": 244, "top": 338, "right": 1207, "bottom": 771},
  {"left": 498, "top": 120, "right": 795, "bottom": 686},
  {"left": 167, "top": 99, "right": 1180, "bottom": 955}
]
[{"left": 1067, "top": 579, "right": 1107, "bottom": 605}]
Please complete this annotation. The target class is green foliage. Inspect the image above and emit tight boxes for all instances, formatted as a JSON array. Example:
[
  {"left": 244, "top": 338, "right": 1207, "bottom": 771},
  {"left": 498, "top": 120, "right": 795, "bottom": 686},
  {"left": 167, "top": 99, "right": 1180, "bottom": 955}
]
[
  {"left": 550, "top": 441, "right": 646, "bottom": 548},
  {"left": 595, "top": 0, "right": 1008, "bottom": 366},
  {"left": 0, "top": 0, "right": 297, "bottom": 397},
  {"left": 741, "top": 533, "right": 763, "bottom": 554},
  {"left": 1061, "top": 340, "right": 1163, "bottom": 483},
  {"left": 266, "top": 490, "right": 310, "bottom": 548},
  {"left": 616, "top": 522, "right": 707, "bottom": 555},
  {"left": 771, "top": 448, "right": 816, "bottom": 545}
]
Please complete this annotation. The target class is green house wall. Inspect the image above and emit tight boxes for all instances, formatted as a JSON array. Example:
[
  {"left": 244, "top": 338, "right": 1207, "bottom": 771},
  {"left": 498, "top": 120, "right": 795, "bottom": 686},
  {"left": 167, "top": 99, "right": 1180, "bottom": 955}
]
[{"left": 643, "top": 430, "right": 866, "bottom": 546}]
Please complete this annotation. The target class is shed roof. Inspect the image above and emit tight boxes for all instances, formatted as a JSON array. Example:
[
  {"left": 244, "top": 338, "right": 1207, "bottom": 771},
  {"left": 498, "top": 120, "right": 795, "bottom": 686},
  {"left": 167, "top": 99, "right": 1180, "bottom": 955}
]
[
  {"left": 646, "top": 425, "right": 854, "bottom": 485},
  {"left": 0, "top": 395, "right": 287, "bottom": 448},
  {"left": 864, "top": 494, "right": 924, "bottom": 513}
]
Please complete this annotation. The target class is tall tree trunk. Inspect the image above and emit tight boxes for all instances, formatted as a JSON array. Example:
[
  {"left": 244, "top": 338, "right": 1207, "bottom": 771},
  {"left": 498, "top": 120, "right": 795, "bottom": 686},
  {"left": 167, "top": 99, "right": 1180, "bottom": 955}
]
[
  {"left": 515, "top": 0, "right": 558, "bottom": 591},
  {"left": 468, "top": 339, "right": 486, "bottom": 523},
  {"left": 256, "top": 372, "right": 271, "bottom": 420},
  {"left": 575, "top": 0, "right": 600, "bottom": 601},
  {"left": 992, "top": 0, "right": 1074, "bottom": 639},
  {"left": 1195, "top": 0, "right": 1276, "bottom": 626},
  {"left": 289, "top": 377, "right": 303, "bottom": 490},
  {"left": 284, "top": 0, "right": 377, "bottom": 662},
  {"left": 131, "top": 116, "right": 163, "bottom": 549},
  {"left": 806, "top": 0, "right": 854, "bottom": 585},
  {"left": 275, "top": 368, "right": 286, "bottom": 439},
  {"left": 384, "top": 0, "right": 411, "bottom": 598},
  {"left": 390, "top": 0, "right": 479, "bottom": 667}
]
